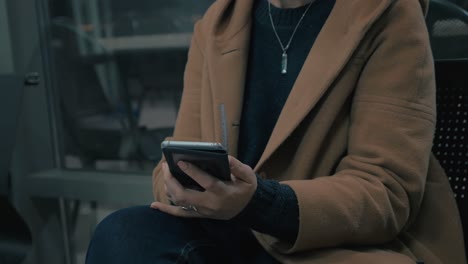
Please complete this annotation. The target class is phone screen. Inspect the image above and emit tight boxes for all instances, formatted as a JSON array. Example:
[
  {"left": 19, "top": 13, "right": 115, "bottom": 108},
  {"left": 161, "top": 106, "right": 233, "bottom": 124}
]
[{"left": 161, "top": 141, "right": 231, "bottom": 190}]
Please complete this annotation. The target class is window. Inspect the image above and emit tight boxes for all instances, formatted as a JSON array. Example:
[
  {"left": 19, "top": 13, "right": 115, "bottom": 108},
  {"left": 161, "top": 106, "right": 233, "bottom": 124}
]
[{"left": 46, "top": 0, "right": 214, "bottom": 172}]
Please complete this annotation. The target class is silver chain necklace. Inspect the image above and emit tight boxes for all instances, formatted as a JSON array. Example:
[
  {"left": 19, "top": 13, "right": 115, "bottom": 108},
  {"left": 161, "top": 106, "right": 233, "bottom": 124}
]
[{"left": 268, "top": 0, "right": 316, "bottom": 74}]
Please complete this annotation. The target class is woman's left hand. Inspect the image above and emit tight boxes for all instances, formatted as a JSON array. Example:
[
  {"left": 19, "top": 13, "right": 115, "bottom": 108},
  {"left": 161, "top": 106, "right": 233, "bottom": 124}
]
[{"left": 150, "top": 156, "right": 257, "bottom": 220}]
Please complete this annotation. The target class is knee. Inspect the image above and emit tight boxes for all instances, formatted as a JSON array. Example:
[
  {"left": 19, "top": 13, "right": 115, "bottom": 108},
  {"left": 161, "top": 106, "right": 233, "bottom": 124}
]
[
  {"left": 87, "top": 206, "right": 167, "bottom": 263},
  {"left": 91, "top": 206, "right": 160, "bottom": 240},
  {"left": 87, "top": 206, "right": 163, "bottom": 260}
]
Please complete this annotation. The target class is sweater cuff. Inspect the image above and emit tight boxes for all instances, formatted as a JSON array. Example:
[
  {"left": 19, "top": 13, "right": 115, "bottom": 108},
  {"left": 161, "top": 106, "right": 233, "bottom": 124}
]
[{"left": 232, "top": 174, "right": 299, "bottom": 243}]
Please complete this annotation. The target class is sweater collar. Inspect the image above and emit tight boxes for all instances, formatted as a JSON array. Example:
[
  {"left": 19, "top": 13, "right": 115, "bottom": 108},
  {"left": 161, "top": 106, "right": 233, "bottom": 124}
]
[{"left": 254, "top": 0, "right": 317, "bottom": 27}]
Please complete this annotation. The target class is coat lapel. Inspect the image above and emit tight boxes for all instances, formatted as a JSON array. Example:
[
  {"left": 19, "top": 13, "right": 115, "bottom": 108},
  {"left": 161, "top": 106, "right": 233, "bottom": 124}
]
[
  {"left": 207, "top": 0, "right": 393, "bottom": 169},
  {"left": 254, "top": 0, "right": 393, "bottom": 170},
  {"left": 208, "top": 0, "right": 254, "bottom": 157}
]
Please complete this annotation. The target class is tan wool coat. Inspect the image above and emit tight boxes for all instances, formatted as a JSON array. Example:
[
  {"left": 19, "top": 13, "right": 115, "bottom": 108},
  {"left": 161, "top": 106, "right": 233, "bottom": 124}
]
[{"left": 153, "top": 0, "right": 466, "bottom": 263}]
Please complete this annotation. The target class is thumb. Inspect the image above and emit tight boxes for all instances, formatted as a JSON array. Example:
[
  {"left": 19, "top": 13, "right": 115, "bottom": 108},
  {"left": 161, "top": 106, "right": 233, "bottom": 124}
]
[{"left": 228, "top": 156, "right": 255, "bottom": 184}]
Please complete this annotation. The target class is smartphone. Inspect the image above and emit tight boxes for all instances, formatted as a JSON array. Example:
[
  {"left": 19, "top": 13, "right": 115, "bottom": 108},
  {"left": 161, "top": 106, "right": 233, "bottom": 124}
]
[{"left": 161, "top": 140, "right": 231, "bottom": 190}]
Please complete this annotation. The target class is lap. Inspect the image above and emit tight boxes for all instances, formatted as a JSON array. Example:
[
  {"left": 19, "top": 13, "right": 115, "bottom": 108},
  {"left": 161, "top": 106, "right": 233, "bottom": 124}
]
[{"left": 86, "top": 206, "right": 277, "bottom": 264}]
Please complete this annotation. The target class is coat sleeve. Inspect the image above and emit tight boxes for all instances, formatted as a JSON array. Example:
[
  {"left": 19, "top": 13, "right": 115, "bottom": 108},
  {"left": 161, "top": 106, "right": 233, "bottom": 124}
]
[
  {"left": 152, "top": 21, "right": 205, "bottom": 203},
  {"left": 260, "top": 0, "right": 437, "bottom": 253}
]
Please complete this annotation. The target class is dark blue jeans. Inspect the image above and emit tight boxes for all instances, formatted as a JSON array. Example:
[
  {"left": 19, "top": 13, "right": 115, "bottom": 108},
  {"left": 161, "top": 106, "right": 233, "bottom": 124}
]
[{"left": 86, "top": 206, "right": 279, "bottom": 264}]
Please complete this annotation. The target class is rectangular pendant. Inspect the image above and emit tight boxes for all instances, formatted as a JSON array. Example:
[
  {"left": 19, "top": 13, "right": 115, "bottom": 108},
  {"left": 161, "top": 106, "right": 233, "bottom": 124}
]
[{"left": 281, "top": 52, "right": 287, "bottom": 74}]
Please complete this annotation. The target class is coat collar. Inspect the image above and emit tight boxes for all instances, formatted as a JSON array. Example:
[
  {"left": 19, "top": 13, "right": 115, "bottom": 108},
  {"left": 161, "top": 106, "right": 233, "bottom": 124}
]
[{"left": 207, "top": 0, "right": 395, "bottom": 170}]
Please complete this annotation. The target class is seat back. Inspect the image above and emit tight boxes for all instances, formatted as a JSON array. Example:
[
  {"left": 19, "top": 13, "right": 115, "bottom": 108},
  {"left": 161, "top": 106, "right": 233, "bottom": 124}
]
[
  {"left": 432, "top": 59, "right": 468, "bottom": 249},
  {"left": 426, "top": 0, "right": 468, "bottom": 60}
]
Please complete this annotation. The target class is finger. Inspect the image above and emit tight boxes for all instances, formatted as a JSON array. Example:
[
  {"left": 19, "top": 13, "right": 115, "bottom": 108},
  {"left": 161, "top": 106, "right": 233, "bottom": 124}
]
[
  {"left": 164, "top": 185, "right": 174, "bottom": 203},
  {"left": 177, "top": 161, "right": 221, "bottom": 191},
  {"left": 162, "top": 162, "right": 186, "bottom": 196},
  {"left": 162, "top": 162, "right": 175, "bottom": 182},
  {"left": 164, "top": 173, "right": 185, "bottom": 197},
  {"left": 163, "top": 162, "right": 214, "bottom": 206},
  {"left": 150, "top": 202, "right": 203, "bottom": 218},
  {"left": 163, "top": 162, "right": 203, "bottom": 196},
  {"left": 161, "top": 162, "right": 195, "bottom": 206},
  {"left": 163, "top": 172, "right": 207, "bottom": 208},
  {"left": 164, "top": 184, "right": 170, "bottom": 197},
  {"left": 228, "top": 156, "right": 255, "bottom": 183}
]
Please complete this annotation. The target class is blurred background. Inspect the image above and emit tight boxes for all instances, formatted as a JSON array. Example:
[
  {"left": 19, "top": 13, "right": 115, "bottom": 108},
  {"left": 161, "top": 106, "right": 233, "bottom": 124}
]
[{"left": 0, "top": 0, "right": 467, "bottom": 263}]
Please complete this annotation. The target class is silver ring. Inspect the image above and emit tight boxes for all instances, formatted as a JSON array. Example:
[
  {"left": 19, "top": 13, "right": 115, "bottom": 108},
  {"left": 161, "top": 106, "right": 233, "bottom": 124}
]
[{"left": 180, "top": 204, "right": 198, "bottom": 212}]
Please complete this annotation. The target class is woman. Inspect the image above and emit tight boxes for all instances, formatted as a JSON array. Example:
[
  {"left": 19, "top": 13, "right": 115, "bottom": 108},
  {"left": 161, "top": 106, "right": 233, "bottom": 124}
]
[{"left": 86, "top": 0, "right": 466, "bottom": 263}]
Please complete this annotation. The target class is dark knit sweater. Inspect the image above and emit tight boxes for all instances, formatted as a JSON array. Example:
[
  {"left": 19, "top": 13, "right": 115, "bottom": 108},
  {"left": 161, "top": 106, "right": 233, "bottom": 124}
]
[{"left": 234, "top": 0, "right": 335, "bottom": 243}]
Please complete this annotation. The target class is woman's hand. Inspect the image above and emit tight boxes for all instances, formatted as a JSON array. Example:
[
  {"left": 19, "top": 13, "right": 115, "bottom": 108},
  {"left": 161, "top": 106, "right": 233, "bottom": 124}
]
[{"left": 150, "top": 156, "right": 257, "bottom": 220}]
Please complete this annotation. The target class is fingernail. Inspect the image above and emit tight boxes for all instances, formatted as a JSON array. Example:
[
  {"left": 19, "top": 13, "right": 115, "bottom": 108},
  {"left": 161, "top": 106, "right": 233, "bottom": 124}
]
[
  {"left": 150, "top": 202, "right": 158, "bottom": 208},
  {"left": 162, "top": 162, "right": 168, "bottom": 170},
  {"left": 178, "top": 161, "right": 188, "bottom": 170}
]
